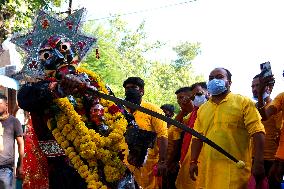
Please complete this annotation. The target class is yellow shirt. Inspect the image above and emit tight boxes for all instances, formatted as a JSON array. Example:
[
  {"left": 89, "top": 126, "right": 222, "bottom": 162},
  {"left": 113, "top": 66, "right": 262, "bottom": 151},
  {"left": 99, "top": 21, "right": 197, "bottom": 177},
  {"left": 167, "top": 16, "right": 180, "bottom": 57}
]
[
  {"left": 168, "top": 125, "right": 181, "bottom": 141},
  {"left": 126, "top": 100, "right": 168, "bottom": 189},
  {"left": 176, "top": 142, "right": 197, "bottom": 189},
  {"left": 252, "top": 101, "right": 282, "bottom": 160},
  {"left": 167, "top": 125, "right": 182, "bottom": 160},
  {"left": 271, "top": 92, "right": 284, "bottom": 159},
  {"left": 193, "top": 93, "right": 265, "bottom": 189},
  {"left": 261, "top": 101, "right": 282, "bottom": 160},
  {"left": 271, "top": 92, "right": 284, "bottom": 120},
  {"left": 175, "top": 113, "right": 197, "bottom": 189},
  {"left": 132, "top": 100, "right": 168, "bottom": 159}
]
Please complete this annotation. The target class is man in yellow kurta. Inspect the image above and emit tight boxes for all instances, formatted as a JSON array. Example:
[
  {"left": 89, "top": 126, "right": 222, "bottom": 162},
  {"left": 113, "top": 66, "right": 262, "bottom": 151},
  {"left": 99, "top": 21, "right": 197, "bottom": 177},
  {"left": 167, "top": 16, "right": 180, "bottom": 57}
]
[
  {"left": 268, "top": 93, "right": 284, "bottom": 159},
  {"left": 123, "top": 77, "right": 168, "bottom": 189},
  {"left": 251, "top": 74, "right": 282, "bottom": 188},
  {"left": 257, "top": 72, "right": 284, "bottom": 182},
  {"left": 189, "top": 68, "right": 266, "bottom": 189},
  {"left": 176, "top": 82, "right": 209, "bottom": 189}
]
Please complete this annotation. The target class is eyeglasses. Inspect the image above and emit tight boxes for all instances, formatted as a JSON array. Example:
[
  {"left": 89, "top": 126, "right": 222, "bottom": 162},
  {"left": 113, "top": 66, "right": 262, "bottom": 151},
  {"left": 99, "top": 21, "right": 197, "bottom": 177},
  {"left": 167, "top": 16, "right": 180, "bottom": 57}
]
[{"left": 195, "top": 92, "right": 203, "bottom": 96}]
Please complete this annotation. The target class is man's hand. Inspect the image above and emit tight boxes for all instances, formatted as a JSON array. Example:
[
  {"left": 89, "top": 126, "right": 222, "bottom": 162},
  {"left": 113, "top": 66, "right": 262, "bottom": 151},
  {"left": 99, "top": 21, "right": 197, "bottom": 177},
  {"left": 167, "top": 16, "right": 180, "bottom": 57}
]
[
  {"left": 16, "top": 165, "right": 24, "bottom": 180},
  {"left": 258, "top": 74, "right": 275, "bottom": 95},
  {"left": 189, "top": 163, "right": 198, "bottom": 181},
  {"left": 60, "top": 74, "right": 86, "bottom": 95}
]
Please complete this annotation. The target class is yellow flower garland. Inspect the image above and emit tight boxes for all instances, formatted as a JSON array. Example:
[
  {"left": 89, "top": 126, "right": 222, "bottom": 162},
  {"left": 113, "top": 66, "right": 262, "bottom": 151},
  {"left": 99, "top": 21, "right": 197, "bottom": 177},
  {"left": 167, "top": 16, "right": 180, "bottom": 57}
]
[{"left": 47, "top": 67, "right": 128, "bottom": 189}]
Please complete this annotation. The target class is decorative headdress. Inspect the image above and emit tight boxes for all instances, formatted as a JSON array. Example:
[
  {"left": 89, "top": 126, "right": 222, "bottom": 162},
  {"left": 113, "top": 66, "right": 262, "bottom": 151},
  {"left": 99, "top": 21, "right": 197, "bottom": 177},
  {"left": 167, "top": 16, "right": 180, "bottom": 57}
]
[{"left": 11, "top": 8, "right": 96, "bottom": 79}]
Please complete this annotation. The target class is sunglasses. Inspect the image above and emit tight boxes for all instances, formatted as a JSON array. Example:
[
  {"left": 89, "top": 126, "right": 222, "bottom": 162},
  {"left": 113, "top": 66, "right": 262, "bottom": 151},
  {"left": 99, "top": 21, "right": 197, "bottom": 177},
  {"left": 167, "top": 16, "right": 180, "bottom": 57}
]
[{"left": 190, "top": 92, "right": 204, "bottom": 101}]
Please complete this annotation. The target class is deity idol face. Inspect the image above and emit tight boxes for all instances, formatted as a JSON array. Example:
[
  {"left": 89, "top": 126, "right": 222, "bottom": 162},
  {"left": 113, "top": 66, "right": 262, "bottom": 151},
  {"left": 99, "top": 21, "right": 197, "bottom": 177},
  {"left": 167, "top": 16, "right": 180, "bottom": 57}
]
[
  {"left": 89, "top": 103, "right": 105, "bottom": 125},
  {"left": 38, "top": 35, "right": 80, "bottom": 79}
]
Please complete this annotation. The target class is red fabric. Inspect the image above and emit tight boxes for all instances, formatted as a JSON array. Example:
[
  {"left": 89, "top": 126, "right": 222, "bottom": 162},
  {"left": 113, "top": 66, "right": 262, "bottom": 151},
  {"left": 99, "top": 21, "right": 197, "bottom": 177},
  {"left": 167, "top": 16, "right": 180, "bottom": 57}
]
[
  {"left": 247, "top": 175, "right": 269, "bottom": 189},
  {"left": 23, "top": 118, "right": 49, "bottom": 189},
  {"left": 180, "top": 106, "right": 199, "bottom": 164}
]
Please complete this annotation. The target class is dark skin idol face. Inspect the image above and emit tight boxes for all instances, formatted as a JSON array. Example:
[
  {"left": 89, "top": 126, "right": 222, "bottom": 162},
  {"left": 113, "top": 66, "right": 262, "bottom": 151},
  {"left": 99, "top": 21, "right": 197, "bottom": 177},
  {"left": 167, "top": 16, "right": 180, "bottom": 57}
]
[{"left": 38, "top": 36, "right": 80, "bottom": 78}]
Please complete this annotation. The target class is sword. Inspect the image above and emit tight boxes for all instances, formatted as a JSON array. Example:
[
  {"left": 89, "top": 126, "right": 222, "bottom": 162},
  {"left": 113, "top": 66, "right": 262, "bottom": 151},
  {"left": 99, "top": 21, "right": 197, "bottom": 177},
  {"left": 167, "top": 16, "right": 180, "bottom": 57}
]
[{"left": 96, "top": 91, "right": 245, "bottom": 168}]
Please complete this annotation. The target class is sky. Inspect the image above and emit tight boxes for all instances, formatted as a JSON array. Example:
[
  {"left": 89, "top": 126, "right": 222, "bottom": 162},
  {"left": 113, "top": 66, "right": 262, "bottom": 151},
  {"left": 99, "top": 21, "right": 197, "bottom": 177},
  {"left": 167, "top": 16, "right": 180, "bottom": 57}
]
[{"left": 58, "top": 0, "right": 284, "bottom": 98}]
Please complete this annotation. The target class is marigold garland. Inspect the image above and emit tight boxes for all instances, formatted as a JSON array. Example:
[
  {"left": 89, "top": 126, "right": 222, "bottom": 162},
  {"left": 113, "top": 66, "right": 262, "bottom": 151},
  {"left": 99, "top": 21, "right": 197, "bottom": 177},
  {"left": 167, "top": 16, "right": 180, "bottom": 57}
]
[{"left": 47, "top": 67, "right": 128, "bottom": 189}]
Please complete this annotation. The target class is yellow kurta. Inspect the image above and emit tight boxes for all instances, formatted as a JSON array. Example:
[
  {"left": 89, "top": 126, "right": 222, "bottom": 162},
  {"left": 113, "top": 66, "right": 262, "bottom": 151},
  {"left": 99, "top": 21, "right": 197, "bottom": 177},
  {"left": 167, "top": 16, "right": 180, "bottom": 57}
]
[
  {"left": 193, "top": 93, "right": 265, "bottom": 189},
  {"left": 261, "top": 101, "right": 282, "bottom": 160},
  {"left": 271, "top": 92, "right": 284, "bottom": 159},
  {"left": 126, "top": 100, "right": 168, "bottom": 189},
  {"left": 175, "top": 113, "right": 197, "bottom": 189},
  {"left": 175, "top": 142, "right": 197, "bottom": 189},
  {"left": 251, "top": 101, "right": 282, "bottom": 160},
  {"left": 271, "top": 92, "right": 284, "bottom": 120},
  {"left": 167, "top": 125, "right": 182, "bottom": 161}
]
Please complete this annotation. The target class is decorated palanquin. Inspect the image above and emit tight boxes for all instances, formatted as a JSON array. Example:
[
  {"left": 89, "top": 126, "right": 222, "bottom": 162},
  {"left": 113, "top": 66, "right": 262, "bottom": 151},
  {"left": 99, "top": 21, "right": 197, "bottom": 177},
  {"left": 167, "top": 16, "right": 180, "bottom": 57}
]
[{"left": 12, "top": 8, "right": 156, "bottom": 189}]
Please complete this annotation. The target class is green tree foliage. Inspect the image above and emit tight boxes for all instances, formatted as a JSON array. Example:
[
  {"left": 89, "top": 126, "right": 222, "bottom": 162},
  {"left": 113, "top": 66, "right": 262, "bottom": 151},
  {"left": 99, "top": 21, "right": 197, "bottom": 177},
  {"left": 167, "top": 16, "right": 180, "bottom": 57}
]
[
  {"left": 144, "top": 41, "right": 203, "bottom": 109},
  {"left": 173, "top": 41, "right": 201, "bottom": 68},
  {"left": 82, "top": 17, "right": 204, "bottom": 110},
  {"left": 0, "top": 1, "right": 203, "bottom": 111},
  {"left": 0, "top": 0, "right": 64, "bottom": 43}
]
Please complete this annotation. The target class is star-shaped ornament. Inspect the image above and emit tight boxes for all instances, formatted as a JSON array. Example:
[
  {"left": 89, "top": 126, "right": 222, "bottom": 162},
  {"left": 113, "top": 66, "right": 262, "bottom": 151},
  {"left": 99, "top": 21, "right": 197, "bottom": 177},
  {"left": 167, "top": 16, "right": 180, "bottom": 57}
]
[{"left": 11, "top": 8, "right": 97, "bottom": 79}]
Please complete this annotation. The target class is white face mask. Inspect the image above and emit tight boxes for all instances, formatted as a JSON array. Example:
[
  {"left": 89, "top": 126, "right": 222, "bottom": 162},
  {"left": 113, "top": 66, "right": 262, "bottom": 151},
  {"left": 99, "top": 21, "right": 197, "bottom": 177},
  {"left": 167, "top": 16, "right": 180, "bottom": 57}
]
[
  {"left": 193, "top": 95, "right": 207, "bottom": 107},
  {"left": 252, "top": 92, "right": 269, "bottom": 102}
]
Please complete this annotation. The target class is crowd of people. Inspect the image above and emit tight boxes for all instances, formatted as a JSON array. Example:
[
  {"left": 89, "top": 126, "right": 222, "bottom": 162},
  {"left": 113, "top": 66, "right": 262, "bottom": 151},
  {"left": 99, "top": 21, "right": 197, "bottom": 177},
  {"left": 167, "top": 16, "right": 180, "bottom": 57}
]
[
  {"left": 162, "top": 67, "right": 284, "bottom": 189},
  {"left": 1, "top": 66, "right": 284, "bottom": 189},
  {"left": 1, "top": 7, "right": 284, "bottom": 189},
  {"left": 119, "top": 67, "right": 284, "bottom": 189}
]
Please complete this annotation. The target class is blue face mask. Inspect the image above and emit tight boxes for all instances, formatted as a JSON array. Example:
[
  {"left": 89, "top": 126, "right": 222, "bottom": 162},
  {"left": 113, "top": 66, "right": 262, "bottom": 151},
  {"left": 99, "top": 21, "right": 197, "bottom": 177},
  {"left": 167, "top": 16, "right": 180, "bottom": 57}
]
[
  {"left": 193, "top": 95, "right": 207, "bottom": 107},
  {"left": 253, "top": 92, "right": 269, "bottom": 102},
  {"left": 207, "top": 79, "right": 227, "bottom": 96}
]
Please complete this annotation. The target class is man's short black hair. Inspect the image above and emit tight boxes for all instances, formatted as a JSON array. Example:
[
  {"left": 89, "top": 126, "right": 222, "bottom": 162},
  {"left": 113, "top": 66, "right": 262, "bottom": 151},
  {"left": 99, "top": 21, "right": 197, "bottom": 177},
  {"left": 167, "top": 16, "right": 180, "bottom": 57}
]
[
  {"left": 191, "top": 82, "right": 207, "bottom": 90},
  {"left": 253, "top": 74, "right": 260, "bottom": 79},
  {"left": 253, "top": 73, "right": 274, "bottom": 88},
  {"left": 123, "top": 77, "right": 145, "bottom": 89},
  {"left": 175, "top": 87, "right": 191, "bottom": 95},
  {"left": 0, "top": 94, "right": 7, "bottom": 101},
  {"left": 160, "top": 104, "right": 175, "bottom": 114},
  {"left": 221, "top": 68, "right": 232, "bottom": 81}
]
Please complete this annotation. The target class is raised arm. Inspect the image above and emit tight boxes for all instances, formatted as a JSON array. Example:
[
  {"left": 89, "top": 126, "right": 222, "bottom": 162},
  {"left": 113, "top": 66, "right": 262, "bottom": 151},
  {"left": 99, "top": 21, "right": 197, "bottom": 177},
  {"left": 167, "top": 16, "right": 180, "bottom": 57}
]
[{"left": 17, "top": 81, "right": 53, "bottom": 112}]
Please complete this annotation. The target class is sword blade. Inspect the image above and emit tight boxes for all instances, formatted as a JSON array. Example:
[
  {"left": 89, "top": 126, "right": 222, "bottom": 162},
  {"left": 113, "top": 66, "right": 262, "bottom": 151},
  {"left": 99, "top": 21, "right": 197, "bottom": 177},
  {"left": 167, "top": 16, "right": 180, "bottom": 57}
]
[{"left": 96, "top": 91, "right": 239, "bottom": 163}]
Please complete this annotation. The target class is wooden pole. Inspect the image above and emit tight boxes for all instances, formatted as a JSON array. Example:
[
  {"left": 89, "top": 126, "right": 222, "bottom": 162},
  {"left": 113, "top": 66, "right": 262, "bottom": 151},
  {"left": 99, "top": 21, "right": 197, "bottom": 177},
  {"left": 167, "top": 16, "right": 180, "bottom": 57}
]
[
  {"left": 68, "top": 0, "right": 73, "bottom": 15},
  {"left": 8, "top": 88, "right": 17, "bottom": 116}
]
